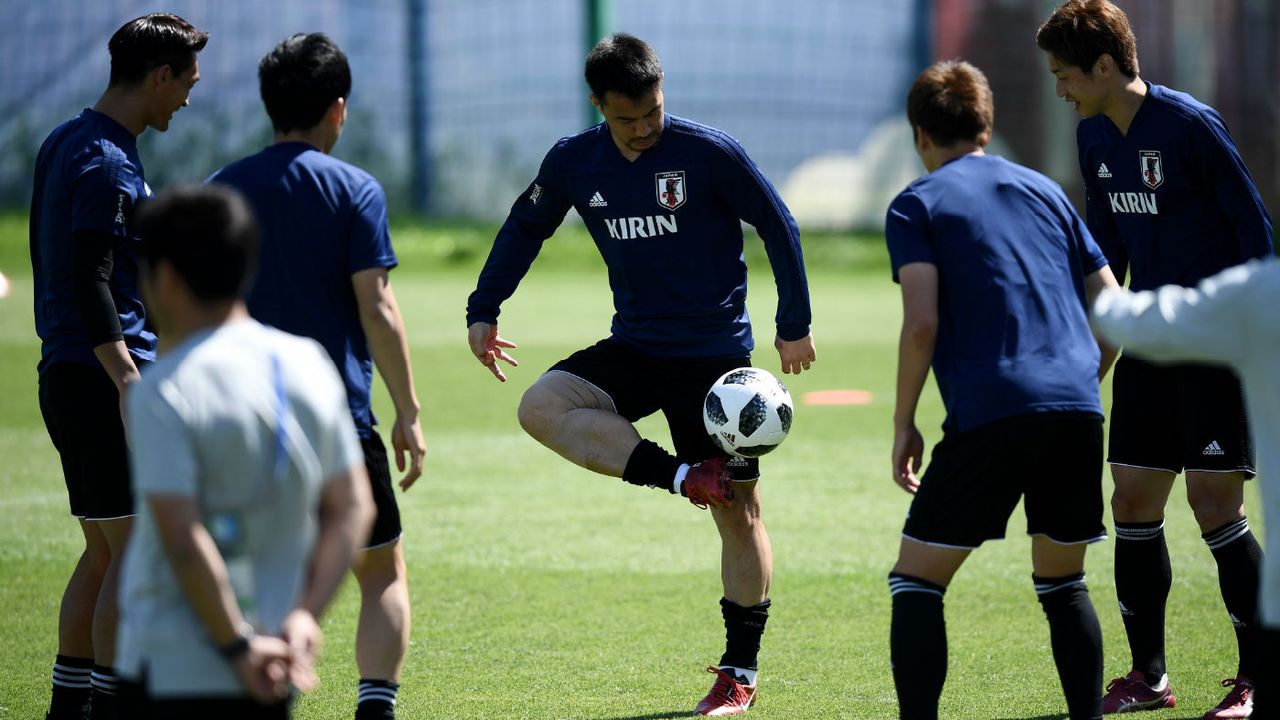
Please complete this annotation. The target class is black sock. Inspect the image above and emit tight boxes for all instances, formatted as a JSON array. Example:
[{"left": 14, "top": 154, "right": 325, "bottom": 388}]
[
  {"left": 1114, "top": 520, "right": 1171, "bottom": 684},
  {"left": 889, "top": 573, "right": 947, "bottom": 720},
  {"left": 48, "top": 654, "right": 92, "bottom": 720},
  {"left": 1203, "top": 517, "right": 1263, "bottom": 679},
  {"left": 717, "top": 598, "right": 770, "bottom": 674},
  {"left": 1253, "top": 625, "right": 1279, "bottom": 718},
  {"left": 356, "top": 678, "right": 400, "bottom": 720},
  {"left": 621, "top": 439, "right": 681, "bottom": 492},
  {"left": 1035, "top": 573, "right": 1103, "bottom": 720},
  {"left": 88, "top": 666, "right": 118, "bottom": 720}
]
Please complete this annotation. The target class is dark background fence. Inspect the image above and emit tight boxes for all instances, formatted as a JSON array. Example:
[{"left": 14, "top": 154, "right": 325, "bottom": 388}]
[{"left": 1, "top": 0, "right": 1274, "bottom": 229}]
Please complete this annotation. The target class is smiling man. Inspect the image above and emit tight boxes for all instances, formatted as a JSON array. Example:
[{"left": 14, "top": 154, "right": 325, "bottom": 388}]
[
  {"left": 29, "top": 13, "right": 208, "bottom": 720},
  {"left": 465, "top": 32, "right": 815, "bottom": 716},
  {"left": 1037, "top": 2, "right": 1273, "bottom": 717}
]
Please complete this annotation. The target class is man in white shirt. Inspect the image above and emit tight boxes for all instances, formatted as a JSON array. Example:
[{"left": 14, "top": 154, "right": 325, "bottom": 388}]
[{"left": 115, "top": 184, "right": 374, "bottom": 718}]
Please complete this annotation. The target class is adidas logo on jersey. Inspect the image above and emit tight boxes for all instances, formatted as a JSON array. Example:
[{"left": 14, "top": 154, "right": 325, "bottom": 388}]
[
  {"left": 1097, "top": 163, "right": 1112, "bottom": 178},
  {"left": 1203, "top": 440, "right": 1225, "bottom": 456},
  {"left": 589, "top": 191, "right": 608, "bottom": 208}
]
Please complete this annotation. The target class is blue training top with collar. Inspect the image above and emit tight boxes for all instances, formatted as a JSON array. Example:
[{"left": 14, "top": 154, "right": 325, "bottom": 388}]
[
  {"left": 467, "top": 113, "right": 812, "bottom": 359},
  {"left": 885, "top": 154, "right": 1107, "bottom": 433},
  {"left": 209, "top": 142, "right": 398, "bottom": 439},
  {"left": 1076, "top": 82, "right": 1273, "bottom": 291}
]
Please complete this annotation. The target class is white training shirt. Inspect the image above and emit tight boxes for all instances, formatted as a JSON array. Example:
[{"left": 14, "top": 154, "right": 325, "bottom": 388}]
[
  {"left": 1091, "top": 258, "right": 1280, "bottom": 626},
  {"left": 117, "top": 319, "right": 364, "bottom": 696}
]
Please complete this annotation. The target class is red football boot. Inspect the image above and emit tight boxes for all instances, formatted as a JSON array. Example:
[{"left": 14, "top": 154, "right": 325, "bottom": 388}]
[
  {"left": 1203, "top": 677, "right": 1253, "bottom": 719},
  {"left": 694, "top": 666, "right": 757, "bottom": 716},
  {"left": 682, "top": 458, "right": 734, "bottom": 509},
  {"left": 1101, "top": 671, "right": 1176, "bottom": 714}
]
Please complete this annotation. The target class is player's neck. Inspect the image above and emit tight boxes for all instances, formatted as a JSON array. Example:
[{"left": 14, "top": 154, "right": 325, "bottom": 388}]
[
  {"left": 925, "top": 144, "right": 984, "bottom": 173},
  {"left": 164, "top": 302, "right": 250, "bottom": 349},
  {"left": 93, "top": 86, "right": 148, "bottom": 136},
  {"left": 275, "top": 126, "right": 336, "bottom": 154},
  {"left": 1104, "top": 76, "right": 1148, "bottom": 137}
]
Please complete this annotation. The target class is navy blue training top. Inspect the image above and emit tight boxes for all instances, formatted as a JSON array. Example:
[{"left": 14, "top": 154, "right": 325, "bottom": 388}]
[
  {"left": 466, "top": 114, "right": 811, "bottom": 359},
  {"left": 31, "top": 108, "right": 156, "bottom": 372},
  {"left": 209, "top": 143, "right": 398, "bottom": 438},
  {"left": 886, "top": 154, "right": 1107, "bottom": 433},
  {"left": 1078, "top": 83, "right": 1273, "bottom": 290}
]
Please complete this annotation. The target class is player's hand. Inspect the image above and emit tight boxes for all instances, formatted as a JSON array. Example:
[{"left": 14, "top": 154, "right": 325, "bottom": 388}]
[
  {"left": 891, "top": 424, "right": 925, "bottom": 494},
  {"left": 468, "top": 321, "right": 519, "bottom": 382},
  {"left": 392, "top": 412, "right": 426, "bottom": 491},
  {"left": 775, "top": 334, "right": 816, "bottom": 375},
  {"left": 230, "top": 634, "right": 293, "bottom": 703},
  {"left": 280, "top": 609, "right": 321, "bottom": 693}
]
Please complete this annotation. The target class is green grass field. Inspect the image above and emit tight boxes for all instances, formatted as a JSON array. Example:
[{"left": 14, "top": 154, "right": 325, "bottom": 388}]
[{"left": 0, "top": 214, "right": 1261, "bottom": 719}]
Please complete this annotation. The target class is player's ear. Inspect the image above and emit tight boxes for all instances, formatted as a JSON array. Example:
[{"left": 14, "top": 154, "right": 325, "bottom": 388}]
[
  {"left": 1092, "top": 53, "right": 1114, "bottom": 78},
  {"left": 331, "top": 97, "right": 347, "bottom": 127},
  {"left": 589, "top": 94, "right": 603, "bottom": 113},
  {"left": 149, "top": 63, "right": 172, "bottom": 90}
]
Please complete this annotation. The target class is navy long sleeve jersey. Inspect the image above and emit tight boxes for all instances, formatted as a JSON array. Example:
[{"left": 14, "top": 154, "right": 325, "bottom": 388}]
[
  {"left": 466, "top": 114, "right": 811, "bottom": 359},
  {"left": 1077, "top": 83, "right": 1273, "bottom": 290}
]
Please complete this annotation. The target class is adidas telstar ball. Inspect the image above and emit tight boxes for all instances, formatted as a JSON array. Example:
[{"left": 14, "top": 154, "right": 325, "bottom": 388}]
[{"left": 703, "top": 367, "right": 794, "bottom": 458}]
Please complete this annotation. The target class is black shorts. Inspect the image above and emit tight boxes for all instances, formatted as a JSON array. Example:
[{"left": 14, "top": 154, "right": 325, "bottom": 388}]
[
  {"left": 903, "top": 412, "right": 1106, "bottom": 549},
  {"left": 361, "top": 433, "right": 403, "bottom": 548},
  {"left": 118, "top": 678, "right": 291, "bottom": 719},
  {"left": 37, "top": 362, "right": 134, "bottom": 520},
  {"left": 549, "top": 337, "right": 760, "bottom": 480},
  {"left": 1108, "top": 355, "right": 1255, "bottom": 477}
]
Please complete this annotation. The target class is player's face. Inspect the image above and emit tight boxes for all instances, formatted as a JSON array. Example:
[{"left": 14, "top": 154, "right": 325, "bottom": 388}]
[
  {"left": 1047, "top": 54, "right": 1105, "bottom": 117},
  {"left": 595, "top": 87, "right": 664, "bottom": 159},
  {"left": 149, "top": 61, "right": 200, "bottom": 132}
]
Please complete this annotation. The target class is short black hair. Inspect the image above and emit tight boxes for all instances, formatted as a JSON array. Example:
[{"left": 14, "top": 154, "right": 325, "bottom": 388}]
[
  {"left": 258, "top": 33, "right": 352, "bottom": 134},
  {"left": 108, "top": 13, "right": 208, "bottom": 87},
  {"left": 585, "top": 33, "right": 663, "bottom": 101},
  {"left": 907, "top": 60, "right": 995, "bottom": 147},
  {"left": 137, "top": 185, "right": 258, "bottom": 303}
]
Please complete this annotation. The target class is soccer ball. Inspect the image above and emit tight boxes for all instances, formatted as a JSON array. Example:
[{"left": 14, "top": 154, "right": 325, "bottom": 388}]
[{"left": 703, "top": 367, "right": 794, "bottom": 458}]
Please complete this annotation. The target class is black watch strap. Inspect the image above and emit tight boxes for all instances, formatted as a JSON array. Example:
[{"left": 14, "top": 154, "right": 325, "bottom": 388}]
[{"left": 216, "top": 624, "right": 254, "bottom": 661}]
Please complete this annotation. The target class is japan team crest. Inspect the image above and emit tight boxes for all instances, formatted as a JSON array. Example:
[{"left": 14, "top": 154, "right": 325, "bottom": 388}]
[
  {"left": 655, "top": 171, "right": 686, "bottom": 210},
  {"left": 1139, "top": 150, "right": 1164, "bottom": 189}
]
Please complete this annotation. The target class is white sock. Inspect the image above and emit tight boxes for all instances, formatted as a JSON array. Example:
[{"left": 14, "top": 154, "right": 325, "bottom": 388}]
[
  {"left": 720, "top": 665, "right": 757, "bottom": 685},
  {"left": 673, "top": 464, "right": 690, "bottom": 495}
]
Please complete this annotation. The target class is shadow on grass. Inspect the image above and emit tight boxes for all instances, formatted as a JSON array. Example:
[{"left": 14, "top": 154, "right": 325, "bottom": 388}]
[
  {"left": 588, "top": 707, "right": 691, "bottom": 712},
  {"left": 993, "top": 715, "right": 1068, "bottom": 720}
]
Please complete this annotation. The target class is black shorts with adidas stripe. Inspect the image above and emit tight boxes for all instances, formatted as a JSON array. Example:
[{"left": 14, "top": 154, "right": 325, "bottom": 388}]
[
  {"left": 1108, "top": 354, "right": 1255, "bottom": 477},
  {"left": 902, "top": 411, "right": 1106, "bottom": 549}
]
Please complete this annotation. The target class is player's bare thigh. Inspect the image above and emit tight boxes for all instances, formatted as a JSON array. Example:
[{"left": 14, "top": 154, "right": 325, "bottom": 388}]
[
  {"left": 517, "top": 370, "right": 616, "bottom": 435},
  {"left": 1110, "top": 464, "right": 1176, "bottom": 522}
]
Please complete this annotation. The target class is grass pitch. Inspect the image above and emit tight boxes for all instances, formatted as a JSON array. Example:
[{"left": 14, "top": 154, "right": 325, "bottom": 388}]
[{"left": 0, "top": 215, "right": 1261, "bottom": 718}]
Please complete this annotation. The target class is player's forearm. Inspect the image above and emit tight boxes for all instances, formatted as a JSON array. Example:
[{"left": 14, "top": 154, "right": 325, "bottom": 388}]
[
  {"left": 162, "top": 521, "right": 250, "bottom": 646},
  {"left": 1091, "top": 278, "right": 1244, "bottom": 366},
  {"left": 360, "top": 294, "right": 421, "bottom": 418},
  {"left": 893, "top": 321, "right": 935, "bottom": 430},
  {"left": 299, "top": 471, "right": 374, "bottom": 618},
  {"left": 93, "top": 340, "right": 142, "bottom": 394},
  {"left": 1084, "top": 266, "right": 1121, "bottom": 381}
]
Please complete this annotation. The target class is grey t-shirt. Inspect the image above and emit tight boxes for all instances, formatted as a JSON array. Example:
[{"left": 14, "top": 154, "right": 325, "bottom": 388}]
[{"left": 117, "top": 319, "right": 363, "bottom": 696}]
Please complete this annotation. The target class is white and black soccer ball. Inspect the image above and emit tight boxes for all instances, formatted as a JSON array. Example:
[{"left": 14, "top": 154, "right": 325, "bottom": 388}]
[{"left": 703, "top": 367, "right": 794, "bottom": 458}]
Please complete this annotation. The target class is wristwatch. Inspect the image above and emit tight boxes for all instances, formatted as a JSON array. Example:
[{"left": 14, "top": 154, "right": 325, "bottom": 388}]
[{"left": 216, "top": 622, "right": 255, "bottom": 661}]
